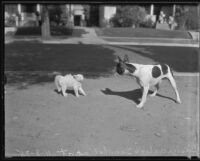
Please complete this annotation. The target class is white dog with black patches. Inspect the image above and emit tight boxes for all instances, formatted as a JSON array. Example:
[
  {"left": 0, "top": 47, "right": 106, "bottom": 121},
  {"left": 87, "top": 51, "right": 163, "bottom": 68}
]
[
  {"left": 55, "top": 74, "right": 86, "bottom": 97},
  {"left": 116, "top": 55, "right": 181, "bottom": 108}
]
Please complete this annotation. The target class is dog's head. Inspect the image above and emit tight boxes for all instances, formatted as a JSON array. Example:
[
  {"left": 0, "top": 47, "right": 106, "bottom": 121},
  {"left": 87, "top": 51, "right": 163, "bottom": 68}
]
[
  {"left": 116, "top": 55, "right": 136, "bottom": 75},
  {"left": 73, "top": 74, "right": 84, "bottom": 82}
]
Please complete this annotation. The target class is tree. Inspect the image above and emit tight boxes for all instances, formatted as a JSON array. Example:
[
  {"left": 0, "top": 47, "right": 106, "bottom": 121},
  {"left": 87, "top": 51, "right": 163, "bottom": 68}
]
[
  {"left": 41, "top": 4, "right": 51, "bottom": 40},
  {"left": 49, "top": 5, "right": 62, "bottom": 26},
  {"left": 83, "top": 5, "right": 90, "bottom": 26},
  {"left": 175, "top": 5, "right": 199, "bottom": 30},
  {"left": 185, "top": 5, "right": 199, "bottom": 30},
  {"left": 175, "top": 5, "right": 189, "bottom": 30},
  {"left": 110, "top": 5, "right": 147, "bottom": 27}
]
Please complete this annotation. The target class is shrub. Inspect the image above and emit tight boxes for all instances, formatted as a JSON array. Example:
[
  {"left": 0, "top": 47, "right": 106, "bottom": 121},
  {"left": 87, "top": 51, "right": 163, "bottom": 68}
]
[
  {"left": 48, "top": 5, "right": 68, "bottom": 26},
  {"left": 23, "top": 20, "right": 37, "bottom": 27},
  {"left": 140, "top": 18, "right": 155, "bottom": 28},
  {"left": 5, "top": 15, "right": 16, "bottom": 27},
  {"left": 175, "top": 6, "right": 189, "bottom": 30},
  {"left": 185, "top": 6, "right": 199, "bottom": 30},
  {"left": 110, "top": 5, "right": 147, "bottom": 27},
  {"left": 175, "top": 5, "right": 199, "bottom": 30},
  {"left": 100, "top": 19, "right": 110, "bottom": 27}
]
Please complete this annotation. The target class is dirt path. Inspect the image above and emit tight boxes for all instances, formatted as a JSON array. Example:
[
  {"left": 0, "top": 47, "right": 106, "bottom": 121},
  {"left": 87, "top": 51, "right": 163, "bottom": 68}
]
[{"left": 5, "top": 75, "right": 198, "bottom": 156}]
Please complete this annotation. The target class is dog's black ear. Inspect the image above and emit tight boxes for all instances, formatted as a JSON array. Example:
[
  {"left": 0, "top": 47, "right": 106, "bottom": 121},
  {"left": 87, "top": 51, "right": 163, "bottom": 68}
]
[
  {"left": 117, "top": 56, "right": 123, "bottom": 62},
  {"left": 123, "top": 55, "right": 129, "bottom": 63}
]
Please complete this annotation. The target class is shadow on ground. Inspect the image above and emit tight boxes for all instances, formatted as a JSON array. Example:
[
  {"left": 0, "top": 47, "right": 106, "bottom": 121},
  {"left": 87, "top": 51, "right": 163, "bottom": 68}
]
[
  {"left": 5, "top": 43, "right": 116, "bottom": 86},
  {"left": 112, "top": 45, "right": 199, "bottom": 73},
  {"left": 101, "top": 88, "right": 177, "bottom": 104}
]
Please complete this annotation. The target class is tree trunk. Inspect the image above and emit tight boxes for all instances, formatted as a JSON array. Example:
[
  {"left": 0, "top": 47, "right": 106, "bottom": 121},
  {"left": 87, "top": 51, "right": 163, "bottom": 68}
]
[
  {"left": 198, "top": 3, "right": 200, "bottom": 30},
  {"left": 41, "top": 5, "right": 51, "bottom": 40}
]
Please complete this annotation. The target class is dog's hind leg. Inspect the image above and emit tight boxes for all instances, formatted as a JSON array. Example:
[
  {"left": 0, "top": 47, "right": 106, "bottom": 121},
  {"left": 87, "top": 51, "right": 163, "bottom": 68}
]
[
  {"left": 136, "top": 85, "right": 149, "bottom": 108},
  {"left": 61, "top": 85, "right": 68, "bottom": 97},
  {"left": 167, "top": 72, "right": 181, "bottom": 104},
  {"left": 55, "top": 80, "right": 61, "bottom": 92}
]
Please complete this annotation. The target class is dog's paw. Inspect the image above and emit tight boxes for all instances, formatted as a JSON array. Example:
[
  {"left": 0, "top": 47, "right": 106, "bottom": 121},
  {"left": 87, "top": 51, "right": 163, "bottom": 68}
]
[
  {"left": 176, "top": 99, "right": 181, "bottom": 104},
  {"left": 63, "top": 93, "right": 68, "bottom": 97},
  {"left": 149, "top": 92, "right": 157, "bottom": 97},
  {"left": 136, "top": 104, "right": 143, "bottom": 109}
]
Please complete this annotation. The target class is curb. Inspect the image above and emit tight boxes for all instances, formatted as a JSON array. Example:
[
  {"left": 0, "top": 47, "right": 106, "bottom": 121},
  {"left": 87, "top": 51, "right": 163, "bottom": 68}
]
[
  {"left": 106, "top": 42, "right": 199, "bottom": 47},
  {"left": 6, "top": 38, "right": 199, "bottom": 48},
  {"left": 100, "top": 36, "right": 193, "bottom": 41},
  {"left": 5, "top": 35, "right": 199, "bottom": 48},
  {"left": 173, "top": 72, "right": 199, "bottom": 77},
  {"left": 188, "top": 31, "right": 200, "bottom": 42}
]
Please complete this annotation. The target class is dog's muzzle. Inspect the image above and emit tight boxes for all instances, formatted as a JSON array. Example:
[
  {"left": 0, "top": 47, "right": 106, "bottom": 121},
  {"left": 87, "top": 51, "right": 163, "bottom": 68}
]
[{"left": 116, "top": 63, "right": 125, "bottom": 75}]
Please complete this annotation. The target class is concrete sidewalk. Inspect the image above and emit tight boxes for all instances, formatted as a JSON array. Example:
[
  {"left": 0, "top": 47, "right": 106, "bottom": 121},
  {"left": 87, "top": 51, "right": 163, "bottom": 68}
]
[
  {"left": 103, "top": 37, "right": 199, "bottom": 47},
  {"left": 42, "top": 27, "right": 107, "bottom": 44},
  {"left": 42, "top": 27, "right": 200, "bottom": 47}
]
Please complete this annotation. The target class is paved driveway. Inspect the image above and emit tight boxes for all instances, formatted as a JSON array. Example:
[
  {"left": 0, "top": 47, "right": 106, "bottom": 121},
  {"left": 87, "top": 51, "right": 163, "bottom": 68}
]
[{"left": 5, "top": 75, "right": 198, "bottom": 156}]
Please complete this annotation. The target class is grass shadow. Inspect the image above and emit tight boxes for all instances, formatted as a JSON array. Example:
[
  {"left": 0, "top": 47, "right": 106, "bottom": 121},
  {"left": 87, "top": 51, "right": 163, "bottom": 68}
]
[
  {"left": 5, "top": 43, "right": 116, "bottom": 86},
  {"left": 113, "top": 45, "right": 199, "bottom": 72},
  {"left": 14, "top": 26, "right": 88, "bottom": 38}
]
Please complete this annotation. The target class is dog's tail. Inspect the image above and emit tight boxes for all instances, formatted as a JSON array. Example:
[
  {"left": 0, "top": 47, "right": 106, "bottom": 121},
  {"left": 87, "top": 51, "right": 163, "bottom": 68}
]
[
  {"left": 47, "top": 71, "right": 62, "bottom": 80},
  {"left": 52, "top": 71, "right": 62, "bottom": 76}
]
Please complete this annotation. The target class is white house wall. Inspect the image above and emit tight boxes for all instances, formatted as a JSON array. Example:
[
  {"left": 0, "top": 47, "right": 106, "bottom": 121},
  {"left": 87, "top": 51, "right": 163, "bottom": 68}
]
[{"left": 104, "top": 6, "right": 116, "bottom": 20}]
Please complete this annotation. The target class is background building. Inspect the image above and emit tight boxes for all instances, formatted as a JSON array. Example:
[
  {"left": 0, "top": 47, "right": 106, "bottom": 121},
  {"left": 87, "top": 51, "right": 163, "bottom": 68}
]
[{"left": 4, "top": 3, "right": 188, "bottom": 29}]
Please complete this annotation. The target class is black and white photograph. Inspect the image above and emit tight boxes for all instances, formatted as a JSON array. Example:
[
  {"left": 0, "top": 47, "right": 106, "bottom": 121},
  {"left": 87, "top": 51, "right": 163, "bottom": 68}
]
[{"left": 3, "top": 0, "right": 200, "bottom": 157}]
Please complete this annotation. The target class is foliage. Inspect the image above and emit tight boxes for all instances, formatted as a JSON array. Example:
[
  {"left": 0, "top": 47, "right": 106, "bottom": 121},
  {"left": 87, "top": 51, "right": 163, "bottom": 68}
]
[
  {"left": 60, "top": 5, "right": 69, "bottom": 26},
  {"left": 5, "top": 4, "right": 18, "bottom": 14},
  {"left": 48, "top": 5, "right": 68, "bottom": 26},
  {"left": 175, "top": 5, "right": 199, "bottom": 30},
  {"left": 5, "top": 14, "right": 16, "bottom": 27},
  {"left": 140, "top": 18, "right": 155, "bottom": 28},
  {"left": 110, "top": 6, "right": 147, "bottom": 27},
  {"left": 175, "top": 5, "right": 189, "bottom": 30},
  {"left": 185, "top": 6, "right": 199, "bottom": 30}
]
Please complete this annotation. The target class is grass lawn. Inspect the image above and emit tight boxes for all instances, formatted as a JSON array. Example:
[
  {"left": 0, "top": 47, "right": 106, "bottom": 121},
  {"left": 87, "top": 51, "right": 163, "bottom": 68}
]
[
  {"left": 15, "top": 26, "right": 87, "bottom": 37},
  {"left": 95, "top": 27, "right": 192, "bottom": 39},
  {"left": 5, "top": 43, "right": 116, "bottom": 85}
]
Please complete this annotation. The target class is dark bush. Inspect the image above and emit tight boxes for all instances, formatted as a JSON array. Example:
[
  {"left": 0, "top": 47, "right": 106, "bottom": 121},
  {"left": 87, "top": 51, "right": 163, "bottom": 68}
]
[
  {"left": 5, "top": 15, "right": 16, "bottom": 27},
  {"left": 140, "top": 18, "right": 155, "bottom": 28},
  {"left": 185, "top": 6, "right": 199, "bottom": 30},
  {"left": 48, "top": 5, "right": 68, "bottom": 26},
  {"left": 110, "top": 6, "right": 147, "bottom": 27},
  {"left": 175, "top": 5, "right": 199, "bottom": 30}
]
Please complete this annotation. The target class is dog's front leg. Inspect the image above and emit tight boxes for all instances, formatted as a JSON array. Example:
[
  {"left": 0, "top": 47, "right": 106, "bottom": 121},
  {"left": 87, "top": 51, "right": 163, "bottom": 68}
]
[
  {"left": 74, "top": 86, "right": 80, "bottom": 97},
  {"left": 167, "top": 73, "right": 181, "bottom": 104},
  {"left": 79, "top": 86, "right": 86, "bottom": 96},
  {"left": 136, "top": 85, "right": 149, "bottom": 109}
]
